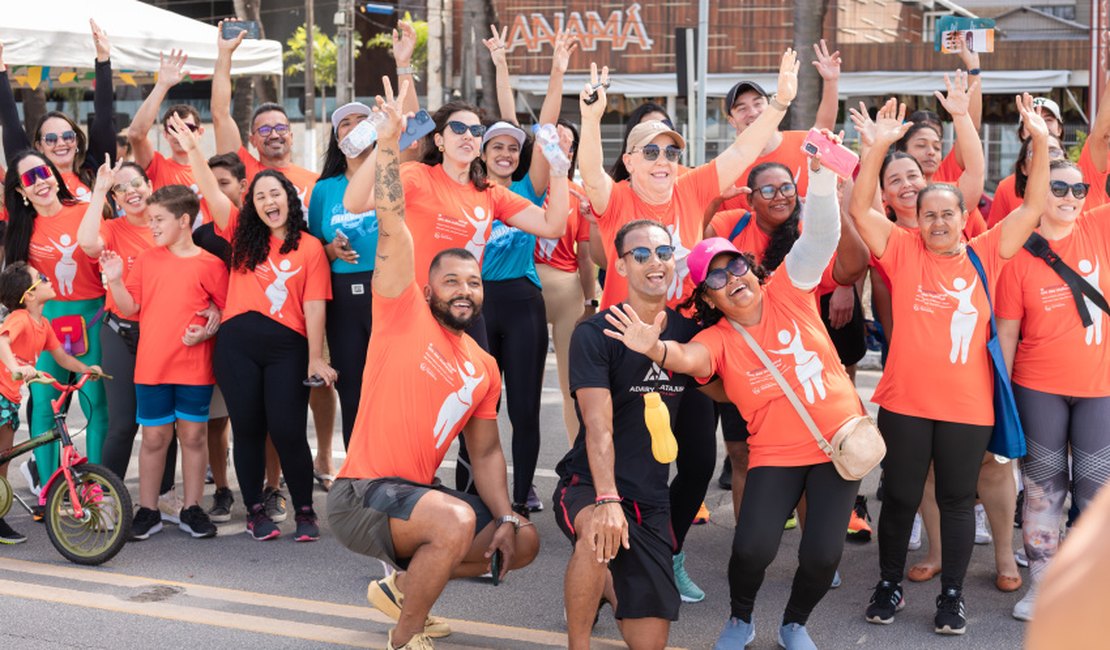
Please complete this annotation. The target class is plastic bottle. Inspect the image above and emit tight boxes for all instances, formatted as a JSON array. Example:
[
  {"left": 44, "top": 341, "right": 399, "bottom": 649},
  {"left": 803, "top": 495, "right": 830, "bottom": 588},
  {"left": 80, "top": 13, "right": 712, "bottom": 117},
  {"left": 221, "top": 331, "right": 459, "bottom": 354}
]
[
  {"left": 532, "top": 123, "right": 571, "bottom": 173},
  {"left": 339, "top": 112, "right": 387, "bottom": 158},
  {"left": 644, "top": 392, "right": 678, "bottom": 463}
]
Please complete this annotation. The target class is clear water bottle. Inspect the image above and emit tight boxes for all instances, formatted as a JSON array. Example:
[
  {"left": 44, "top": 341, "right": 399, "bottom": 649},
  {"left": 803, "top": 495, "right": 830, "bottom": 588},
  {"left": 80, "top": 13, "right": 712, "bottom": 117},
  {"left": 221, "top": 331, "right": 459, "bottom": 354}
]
[
  {"left": 532, "top": 123, "right": 571, "bottom": 173},
  {"left": 339, "top": 112, "right": 387, "bottom": 158}
]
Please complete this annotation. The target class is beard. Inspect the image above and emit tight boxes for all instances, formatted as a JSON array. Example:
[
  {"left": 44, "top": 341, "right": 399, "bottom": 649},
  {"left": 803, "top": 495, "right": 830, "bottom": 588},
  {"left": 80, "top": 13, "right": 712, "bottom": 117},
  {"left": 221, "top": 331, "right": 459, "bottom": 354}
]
[{"left": 429, "top": 295, "right": 481, "bottom": 331}]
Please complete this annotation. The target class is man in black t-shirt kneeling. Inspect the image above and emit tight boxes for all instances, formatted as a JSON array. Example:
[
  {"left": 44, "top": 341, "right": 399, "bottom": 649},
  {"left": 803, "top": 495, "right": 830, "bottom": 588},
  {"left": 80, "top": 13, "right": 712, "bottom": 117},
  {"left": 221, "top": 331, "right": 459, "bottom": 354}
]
[{"left": 554, "top": 219, "right": 710, "bottom": 649}]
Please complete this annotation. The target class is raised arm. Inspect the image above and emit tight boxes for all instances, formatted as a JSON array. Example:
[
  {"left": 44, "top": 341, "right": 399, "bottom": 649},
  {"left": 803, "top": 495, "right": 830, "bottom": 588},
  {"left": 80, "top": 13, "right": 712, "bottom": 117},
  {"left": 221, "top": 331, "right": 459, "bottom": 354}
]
[
  {"left": 784, "top": 157, "right": 840, "bottom": 289},
  {"left": 848, "top": 99, "right": 910, "bottom": 258},
  {"left": 935, "top": 71, "right": 983, "bottom": 209},
  {"left": 713, "top": 49, "right": 799, "bottom": 194},
  {"left": 525, "top": 30, "right": 578, "bottom": 197},
  {"left": 78, "top": 155, "right": 119, "bottom": 257},
  {"left": 483, "top": 25, "right": 516, "bottom": 122},
  {"left": 0, "top": 44, "right": 32, "bottom": 166},
  {"left": 391, "top": 21, "right": 420, "bottom": 117},
  {"left": 212, "top": 21, "right": 247, "bottom": 155},
  {"left": 999, "top": 94, "right": 1050, "bottom": 258},
  {"left": 602, "top": 305, "right": 714, "bottom": 378},
  {"left": 166, "top": 113, "right": 232, "bottom": 229},
  {"left": 952, "top": 47, "right": 983, "bottom": 169},
  {"left": 1087, "top": 73, "right": 1110, "bottom": 174},
  {"left": 812, "top": 39, "right": 841, "bottom": 132},
  {"left": 128, "top": 50, "right": 188, "bottom": 169},
  {"left": 831, "top": 177, "right": 870, "bottom": 285},
  {"left": 370, "top": 78, "right": 415, "bottom": 299},
  {"left": 87, "top": 20, "right": 117, "bottom": 168},
  {"left": 502, "top": 169, "right": 569, "bottom": 238},
  {"left": 577, "top": 63, "right": 615, "bottom": 214}
]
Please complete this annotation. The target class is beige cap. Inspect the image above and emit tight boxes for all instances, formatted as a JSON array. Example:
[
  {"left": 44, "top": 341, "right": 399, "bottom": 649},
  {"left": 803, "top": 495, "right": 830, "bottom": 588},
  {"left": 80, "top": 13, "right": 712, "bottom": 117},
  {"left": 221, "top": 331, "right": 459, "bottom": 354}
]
[{"left": 625, "top": 120, "right": 686, "bottom": 154}]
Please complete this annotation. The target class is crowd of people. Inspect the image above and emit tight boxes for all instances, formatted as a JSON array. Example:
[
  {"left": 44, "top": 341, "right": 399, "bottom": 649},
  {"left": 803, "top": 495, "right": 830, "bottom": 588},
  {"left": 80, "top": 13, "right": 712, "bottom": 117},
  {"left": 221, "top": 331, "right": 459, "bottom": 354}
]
[{"left": 0, "top": 15, "right": 1107, "bottom": 650}]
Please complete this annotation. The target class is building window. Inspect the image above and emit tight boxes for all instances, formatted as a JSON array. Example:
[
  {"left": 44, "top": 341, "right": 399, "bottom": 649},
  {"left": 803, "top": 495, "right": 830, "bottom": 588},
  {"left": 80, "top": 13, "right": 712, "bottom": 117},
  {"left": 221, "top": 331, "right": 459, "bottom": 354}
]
[{"left": 1033, "top": 5, "right": 1077, "bottom": 21}]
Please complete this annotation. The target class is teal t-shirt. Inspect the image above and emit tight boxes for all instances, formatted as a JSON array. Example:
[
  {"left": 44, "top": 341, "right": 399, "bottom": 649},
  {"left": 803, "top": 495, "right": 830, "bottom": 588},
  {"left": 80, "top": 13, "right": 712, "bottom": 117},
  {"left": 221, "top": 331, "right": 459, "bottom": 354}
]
[
  {"left": 307, "top": 174, "right": 378, "bottom": 273},
  {"left": 481, "top": 175, "right": 545, "bottom": 288}
]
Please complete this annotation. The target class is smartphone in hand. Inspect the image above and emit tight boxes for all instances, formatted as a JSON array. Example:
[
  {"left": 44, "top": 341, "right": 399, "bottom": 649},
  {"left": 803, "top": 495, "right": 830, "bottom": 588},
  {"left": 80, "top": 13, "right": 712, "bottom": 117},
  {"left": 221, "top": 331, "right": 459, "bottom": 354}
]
[
  {"left": 801, "top": 128, "right": 859, "bottom": 179},
  {"left": 222, "top": 20, "right": 261, "bottom": 40},
  {"left": 333, "top": 229, "right": 351, "bottom": 252},
  {"left": 490, "top": 549, "right": 503, "bottom": 586},
  {"left": 399, "top": 110, "right": 435, "bottom": 151}
]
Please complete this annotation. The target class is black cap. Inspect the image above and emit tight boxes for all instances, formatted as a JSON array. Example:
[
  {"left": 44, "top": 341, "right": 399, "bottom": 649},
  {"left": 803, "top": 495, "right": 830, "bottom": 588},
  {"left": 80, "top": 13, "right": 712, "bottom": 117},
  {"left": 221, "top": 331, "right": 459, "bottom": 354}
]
[{"left": 725, "top": 81, "right": 770, "bottom": 111}]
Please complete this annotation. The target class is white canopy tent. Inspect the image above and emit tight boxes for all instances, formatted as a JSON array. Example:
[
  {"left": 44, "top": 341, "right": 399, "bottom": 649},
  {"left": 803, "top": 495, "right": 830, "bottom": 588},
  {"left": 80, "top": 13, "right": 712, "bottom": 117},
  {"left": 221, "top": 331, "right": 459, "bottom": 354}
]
[{"left": 0, "top": 0, "right": 283, "bottom": 88}]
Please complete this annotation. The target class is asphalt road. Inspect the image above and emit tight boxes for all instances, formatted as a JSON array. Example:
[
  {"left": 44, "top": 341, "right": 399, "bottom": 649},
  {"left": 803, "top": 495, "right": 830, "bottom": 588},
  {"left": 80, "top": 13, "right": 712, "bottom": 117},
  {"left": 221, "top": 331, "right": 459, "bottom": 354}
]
[{"left": 0, "top": 357, "right": 1031, "bottom": 649}]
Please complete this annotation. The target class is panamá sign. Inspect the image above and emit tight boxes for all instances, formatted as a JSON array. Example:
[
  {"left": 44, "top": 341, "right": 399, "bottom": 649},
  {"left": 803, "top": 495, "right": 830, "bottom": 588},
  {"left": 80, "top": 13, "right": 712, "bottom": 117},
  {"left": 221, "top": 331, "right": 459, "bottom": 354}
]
[{"left": 506, "top": 3, "right": 653, "bottom": 53}]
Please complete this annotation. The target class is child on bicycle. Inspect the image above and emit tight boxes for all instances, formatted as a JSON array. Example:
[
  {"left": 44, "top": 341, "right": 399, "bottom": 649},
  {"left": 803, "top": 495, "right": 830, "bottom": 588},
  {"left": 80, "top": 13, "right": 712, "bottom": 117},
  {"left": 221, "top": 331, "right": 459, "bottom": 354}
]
[
  {"left": 100, "top": 185, "right": 228, "bottom": 541},
  {"left": 0, "top": 262, "right": 103, "bottom": 543}
]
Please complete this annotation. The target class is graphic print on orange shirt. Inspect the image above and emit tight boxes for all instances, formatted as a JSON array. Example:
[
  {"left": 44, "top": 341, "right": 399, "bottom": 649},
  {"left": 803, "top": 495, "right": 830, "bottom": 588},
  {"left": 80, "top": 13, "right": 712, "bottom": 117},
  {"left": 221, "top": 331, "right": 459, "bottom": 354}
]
[{"left": 28, "top": 204, "right": 104, "bottom": 300}]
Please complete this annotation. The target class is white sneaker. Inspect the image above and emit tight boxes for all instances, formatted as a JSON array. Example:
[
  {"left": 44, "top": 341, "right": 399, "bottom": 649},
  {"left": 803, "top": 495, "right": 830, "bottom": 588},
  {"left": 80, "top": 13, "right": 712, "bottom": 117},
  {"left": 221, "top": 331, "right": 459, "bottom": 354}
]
[
  {"left": 1014, "top": 549, "right": 1029, "bottom": 568},
  {"left": 908, "top": 513, "right": 923, "bottom": 551},
  {"left": 1012, "top": 587, "right": 1037, "bottom": 621},
  {"left": 19, "top": 459, "right": 41, "bottom": 497},
  {"left": 158, "top": 488, "right": 184, "bottom": 524},
  {"left": 974, "top": 504, "right": 992, "bottom": 545}
]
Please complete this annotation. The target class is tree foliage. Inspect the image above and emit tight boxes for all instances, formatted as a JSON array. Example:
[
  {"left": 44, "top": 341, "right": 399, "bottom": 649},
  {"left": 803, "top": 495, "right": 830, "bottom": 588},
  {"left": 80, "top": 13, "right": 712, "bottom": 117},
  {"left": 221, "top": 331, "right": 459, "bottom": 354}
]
[
  {"left": 284, "top": 25, "right": 363, "bottom": 91},
  {"left": 366, "top": 12, "right": 429, "bottom": 78}
]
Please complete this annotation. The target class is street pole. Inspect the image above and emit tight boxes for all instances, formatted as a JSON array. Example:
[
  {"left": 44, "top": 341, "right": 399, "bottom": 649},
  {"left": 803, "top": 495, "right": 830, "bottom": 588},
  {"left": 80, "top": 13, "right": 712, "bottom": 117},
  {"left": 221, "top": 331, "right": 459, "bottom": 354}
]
[
  {"left": 695, "top": 0, "right": 708, "bottom": 166},
  {"left": 335, "top": 0, "right": 353, "bottom": 106},
  {"left": 304, "top": 0, "right": 317, "bottom": 170},
  {"left": 428, "top": 0, "right": 443, "bottom": 110}
]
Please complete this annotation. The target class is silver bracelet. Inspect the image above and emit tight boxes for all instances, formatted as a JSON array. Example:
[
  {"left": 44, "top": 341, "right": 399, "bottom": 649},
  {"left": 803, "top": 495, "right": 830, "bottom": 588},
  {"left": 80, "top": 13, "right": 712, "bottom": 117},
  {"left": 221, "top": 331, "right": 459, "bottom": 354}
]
[
  {"left": 396, "top": 66, "right": 414, "bottom": 76},
  {"left": 770, "top": 94, "right": 790, "bottom": 112}
]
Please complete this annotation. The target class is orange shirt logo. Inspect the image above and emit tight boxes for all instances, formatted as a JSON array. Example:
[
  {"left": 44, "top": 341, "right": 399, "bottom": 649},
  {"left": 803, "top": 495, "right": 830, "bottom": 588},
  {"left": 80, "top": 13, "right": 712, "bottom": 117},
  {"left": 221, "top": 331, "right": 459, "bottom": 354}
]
[
  {"left": 258, "top": 257, "right": 303, "bottom": 318},
  {"left": 768, "top": 321, "right": 827, "bottom": 404}
]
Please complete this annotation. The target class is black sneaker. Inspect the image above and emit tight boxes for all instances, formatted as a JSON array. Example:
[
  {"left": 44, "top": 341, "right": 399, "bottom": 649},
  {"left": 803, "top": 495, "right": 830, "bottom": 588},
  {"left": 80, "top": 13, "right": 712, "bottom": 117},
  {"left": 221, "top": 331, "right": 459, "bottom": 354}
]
[
  {"left": 179, "top": 505, "right": 217, "bottom": 539},
  {"left": 0, "top": 517, "right": 27, "bottom": 544},
  {"left": 717, "top": 457, "right": 732, "bottom": 490},
  {"left": 263, "top": 486, "right": 288, "bottom": 523},
  {"left": 866, "top": 580, "right": 904, "bottom": 624},
  {"left": 247, "top": 503, "right": 280, "bottom": 541},
  {"left": 208, "top": 487, "right": 234, "bottom": 523},
  {"left": 131, "top": 507, "right": 164, "bottom": 541},
  {"left": 935, "top": 587, "right": 967, "bottom": 635},
  {"left": 293, "top": 506, "right": 319, "bottom": 542}
]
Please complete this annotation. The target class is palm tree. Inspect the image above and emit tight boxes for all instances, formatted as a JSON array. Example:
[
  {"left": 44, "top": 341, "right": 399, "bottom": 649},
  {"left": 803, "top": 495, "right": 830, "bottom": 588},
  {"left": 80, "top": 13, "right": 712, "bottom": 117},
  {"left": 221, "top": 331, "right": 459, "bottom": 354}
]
[{"left": 790, "top": 0, "right": 830, "bottom": 129}]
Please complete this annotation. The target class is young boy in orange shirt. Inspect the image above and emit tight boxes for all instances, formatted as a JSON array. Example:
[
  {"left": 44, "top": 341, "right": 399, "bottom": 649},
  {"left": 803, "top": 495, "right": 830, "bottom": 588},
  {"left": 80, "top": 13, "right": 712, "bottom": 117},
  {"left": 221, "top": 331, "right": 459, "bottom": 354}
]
[
  {"left": 0, "top": 262, "right": 103, "bottom": 543},
  {"left": 100, "top": 185, "right": 229, "bottom": 541}
]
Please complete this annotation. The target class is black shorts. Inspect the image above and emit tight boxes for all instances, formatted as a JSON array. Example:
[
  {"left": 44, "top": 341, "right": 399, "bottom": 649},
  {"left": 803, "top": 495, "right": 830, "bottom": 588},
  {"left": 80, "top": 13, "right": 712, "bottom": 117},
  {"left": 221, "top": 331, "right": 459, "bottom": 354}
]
[
  {"left": 820, "top": 286, "right": 867, "bottom": 367},
  {"left": 552, "top": 474, "right": 680, "bottom": 621},
  {"left": 328, "top": 477, "right": 494, "bottom": 570},
  {"left": 719, "top": 401, "right": 750, "bottom": 443}
]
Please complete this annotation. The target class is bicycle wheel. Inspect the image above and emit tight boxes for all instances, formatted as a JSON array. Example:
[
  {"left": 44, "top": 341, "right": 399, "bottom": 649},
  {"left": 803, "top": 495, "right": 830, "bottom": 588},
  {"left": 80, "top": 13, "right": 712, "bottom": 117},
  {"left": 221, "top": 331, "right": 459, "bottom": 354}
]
[{"left": 44, "top": 463, "right": 133, "bottom": 565}]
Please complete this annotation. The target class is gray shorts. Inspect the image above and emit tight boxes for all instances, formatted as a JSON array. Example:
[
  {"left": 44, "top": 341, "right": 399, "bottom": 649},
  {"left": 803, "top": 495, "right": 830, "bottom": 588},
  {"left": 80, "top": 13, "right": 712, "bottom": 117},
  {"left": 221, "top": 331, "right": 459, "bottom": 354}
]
[{"left": 327, "top": 477, "right": 494, "bottom": 570}]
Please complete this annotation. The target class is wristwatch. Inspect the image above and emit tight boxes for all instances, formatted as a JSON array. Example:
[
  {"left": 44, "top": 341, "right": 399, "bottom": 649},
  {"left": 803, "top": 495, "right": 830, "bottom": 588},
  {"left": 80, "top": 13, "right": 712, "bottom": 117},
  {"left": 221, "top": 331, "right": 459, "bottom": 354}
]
[
  {"left": 585, "top": 299, "right": 599, "bottom": 308},
  {"left": 497, "top": 514, "right": 521, "bottom": 530}
]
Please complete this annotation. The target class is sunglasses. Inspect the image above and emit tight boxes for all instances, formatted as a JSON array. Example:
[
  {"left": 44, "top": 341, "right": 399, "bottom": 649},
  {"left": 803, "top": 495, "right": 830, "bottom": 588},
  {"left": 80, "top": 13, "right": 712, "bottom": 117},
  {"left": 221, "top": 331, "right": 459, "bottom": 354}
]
[
  {"left": 1049, "top": 180, "right": 1089, "bottom": 199},
  {"left": 20, "top": 273, "right": 49, "bottom": 304},
  {"left": 704, "top": 256, "right": 751, "bottom": 291},
  {"left": 755, "top": 182, "right": 797, "bottom": 200},
  {"left": 19, "top": 165, "right": 52, "bottom": 188},
  {"left": 621, "top": 245, "right": 675, "bottom": 264},
  {"left": 40, "top": 131, "right": 77, "bottom": 146},
  {"left": 112, "top": 177, "right": 146, "bottom": 194},
  {"left": 633, "top": 144, "right": 683, "bottom": 163},
  {"left": 255, "top": 123, "right": 290, "bottom": 137},
  {"left": 446, "top": 121, "right": 486, "bottom": 138}
]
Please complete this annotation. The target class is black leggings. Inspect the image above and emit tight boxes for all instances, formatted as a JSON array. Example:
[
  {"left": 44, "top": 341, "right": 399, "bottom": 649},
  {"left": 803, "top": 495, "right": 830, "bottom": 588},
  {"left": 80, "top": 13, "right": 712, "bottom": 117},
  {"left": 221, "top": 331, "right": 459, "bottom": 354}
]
[
  {"left": 98, "top": 320, "right": 176, "bottom": 494},
  {"left": 730, "top": 462, "right": 859, "bottom": 625},
  {"left": 876, "top": 408, "right": 992, "bottom": 590},
  {"left": 670, "top": 389, "right": 717, "bottom": 551},
  {"left": 455, "top": 278, "right": 547, "bottom": 505},
  {"left": 214, "top": 312, "right": 314, "bottom": 512},
  {"left": 326, "top": 271, "right": 373, "bottom": 448}
]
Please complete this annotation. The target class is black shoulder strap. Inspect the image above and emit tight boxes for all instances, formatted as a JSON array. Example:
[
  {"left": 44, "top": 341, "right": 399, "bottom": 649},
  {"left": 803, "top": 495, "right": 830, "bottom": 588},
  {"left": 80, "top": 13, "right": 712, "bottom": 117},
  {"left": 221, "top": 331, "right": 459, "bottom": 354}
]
[{"left": 1023, "top": 232, "right": 1110, "bottom": 327}]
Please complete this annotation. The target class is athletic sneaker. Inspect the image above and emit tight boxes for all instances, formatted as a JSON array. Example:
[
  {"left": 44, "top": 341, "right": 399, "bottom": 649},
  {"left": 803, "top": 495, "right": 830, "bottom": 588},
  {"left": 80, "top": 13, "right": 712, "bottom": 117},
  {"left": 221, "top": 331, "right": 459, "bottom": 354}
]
[
  {"left": 1014, "top": 489, "right": 1024, "bottom": 528},
  {"left": 19, "top": 458, "right": 41, "bottom": 497},
  {"left": 293, "top": 506, "right": 320, "bottom": 542},
  {"left": 784, "top": 511, "right": 798, "bottom": 530},
  {"left": 974, "top": 503, "right": 992, "bottom": 544},
  {"left": 525, "top": 486, "right": 543, "bottom": 512},
  {"left": 693, "top": 501, "right": 711, "bottom": 525},
  {"left": 830, "top": 570, "right": 841, "bottom": 589},
  {"left": 672, "top": 551, "right": 705, "bottom": 603},
  {"left": 31, "top": 505, "right": 44, "bottom": 523},
  {"left": 908, "top": 513, "right": 923, "bottom": 551},
  {"left": 366, "top": 571, "right": 452, "bottom": 638},
  {"left": 387, "top": 629, "right": 433, "bottom": 650},
  {"left": 208, "top": 487, "right": 234, "bottom": 523},
  {"left": 713, "top": 616, "right": 755, "bottom": 649},
  {"left": 262, "top": 486, "right": 288, "bottom": 523},
  {"left": 865, "top": 580, "right": 904, "bottom": 624},
  {"left": 934, "top": 587, "right": 967, "bottom": 635},
  {"left": 0, "top": 517, "right": 27, "bottom": 544},
  {"left": 1012, "top": 587, "right": 1037, "bottom": 621},
  {"left": 131, "top": 507, "right": 164, "bottom": 541},
  {"left": 246, "top": 503, "right": 280, "bottom": 541},
  {"left": 777, "top": 622, "right": 818, "bottom": 650},
  {"left": 846, "top": 495, "right": 872, "bottom": 542},
  {"left": 1015, "top": 549, "right": 1029, "bottom": 568},
  {"left": 717, "top": 457, "right": 732, "bottom": 490},
  {"left": 158, "top": 488, "right": 184, "bottom": 524},
  {"left": 179, "top": 505, "right": 217, "bottom": 539}
]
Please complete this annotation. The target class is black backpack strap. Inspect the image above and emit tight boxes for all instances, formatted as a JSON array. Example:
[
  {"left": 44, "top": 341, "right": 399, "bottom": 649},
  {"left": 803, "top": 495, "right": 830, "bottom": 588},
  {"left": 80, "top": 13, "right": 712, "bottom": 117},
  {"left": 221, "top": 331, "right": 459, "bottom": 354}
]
[{"left": 1023, "top": 232, "right": 1110, "bottom": 327}]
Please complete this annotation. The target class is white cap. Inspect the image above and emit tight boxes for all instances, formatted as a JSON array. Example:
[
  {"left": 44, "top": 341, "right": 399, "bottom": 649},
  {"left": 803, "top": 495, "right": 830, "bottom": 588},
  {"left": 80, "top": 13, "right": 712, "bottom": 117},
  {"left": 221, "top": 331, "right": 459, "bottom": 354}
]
[
  {"left": 481, "top": 121, "right": 526, "bottom": 148},
  {"left": 331, "top": 102, "right": 372, "bottom": 132},
  {"left": 1024, "top": 97, "right": 1062, "bottom": 125}
]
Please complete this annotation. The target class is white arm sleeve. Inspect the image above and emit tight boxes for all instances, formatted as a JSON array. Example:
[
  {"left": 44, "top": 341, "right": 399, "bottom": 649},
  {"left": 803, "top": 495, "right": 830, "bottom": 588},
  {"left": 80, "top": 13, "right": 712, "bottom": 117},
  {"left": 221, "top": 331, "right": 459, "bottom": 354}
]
[{"left": 783, "top": 165, "right": 840, "bottom": 291}]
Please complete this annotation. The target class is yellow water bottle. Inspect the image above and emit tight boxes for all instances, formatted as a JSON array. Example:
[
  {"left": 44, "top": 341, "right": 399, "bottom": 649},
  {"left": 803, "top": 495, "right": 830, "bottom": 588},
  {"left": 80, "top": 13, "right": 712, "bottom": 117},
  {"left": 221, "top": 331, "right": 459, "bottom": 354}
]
[{"left": 644, "top": 392, "right": 678, "bottom": 463}]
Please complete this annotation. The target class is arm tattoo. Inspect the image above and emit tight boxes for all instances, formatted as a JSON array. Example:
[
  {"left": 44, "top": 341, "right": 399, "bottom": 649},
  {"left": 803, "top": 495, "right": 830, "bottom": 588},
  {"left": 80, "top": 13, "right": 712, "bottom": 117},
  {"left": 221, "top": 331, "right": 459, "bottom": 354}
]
[{"left": 375, "top": 147, "right": 405, "bottom": 228}]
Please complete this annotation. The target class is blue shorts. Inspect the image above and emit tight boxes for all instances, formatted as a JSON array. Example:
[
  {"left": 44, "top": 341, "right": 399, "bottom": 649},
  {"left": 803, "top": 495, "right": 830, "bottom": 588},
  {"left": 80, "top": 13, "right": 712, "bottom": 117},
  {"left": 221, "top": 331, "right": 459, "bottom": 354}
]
[{"left": 135, "top": 384, "right": 215, "bottom": 426}]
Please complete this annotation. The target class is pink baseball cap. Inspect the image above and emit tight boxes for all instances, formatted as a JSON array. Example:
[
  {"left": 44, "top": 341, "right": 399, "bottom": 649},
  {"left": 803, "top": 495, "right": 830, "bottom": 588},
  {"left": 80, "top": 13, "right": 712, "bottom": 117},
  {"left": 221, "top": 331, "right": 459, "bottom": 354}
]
[{"left": 688, "top": 237, "right": 742, "bottom": 285}]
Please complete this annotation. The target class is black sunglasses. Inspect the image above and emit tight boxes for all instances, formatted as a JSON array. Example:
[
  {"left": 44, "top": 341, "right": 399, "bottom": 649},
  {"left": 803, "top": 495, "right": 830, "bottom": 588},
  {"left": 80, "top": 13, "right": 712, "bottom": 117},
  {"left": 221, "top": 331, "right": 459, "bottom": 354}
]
[
  {"left": 1049, "top": 180, "right": 1089, "bottom": 199},
  {"left": 446, "top": 121, "right": 486, "bottom": 138},
  {"left": 633, "top": 144, "right": 683, "bottom": 163},
  {"left": 704, "top": 256, "right": 751, "bottom": 291},
  {"left": 621, "top": 245, "right": 675, "bottom": 264},
  {"left": 755, "top": 182, "right": 797, "bottom": 200},
  {"left": 41, "top": 131, "right": 77, "bottom": 146}
]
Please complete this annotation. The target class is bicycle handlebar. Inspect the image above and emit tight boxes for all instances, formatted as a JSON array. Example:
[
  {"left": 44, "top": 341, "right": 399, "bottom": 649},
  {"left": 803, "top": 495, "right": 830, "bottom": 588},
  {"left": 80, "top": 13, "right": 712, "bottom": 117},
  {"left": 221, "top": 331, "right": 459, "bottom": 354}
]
[{"left": 17, "top": 371, "right": 112, "bottom": 391}]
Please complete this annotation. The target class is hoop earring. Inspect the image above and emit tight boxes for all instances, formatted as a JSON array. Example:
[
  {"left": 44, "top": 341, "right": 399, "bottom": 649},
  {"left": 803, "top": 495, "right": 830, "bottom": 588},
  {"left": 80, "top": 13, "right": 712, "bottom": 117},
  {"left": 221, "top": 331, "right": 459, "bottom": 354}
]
[{"left": 438, "top": 145, "right": 444, "bottom": 152}]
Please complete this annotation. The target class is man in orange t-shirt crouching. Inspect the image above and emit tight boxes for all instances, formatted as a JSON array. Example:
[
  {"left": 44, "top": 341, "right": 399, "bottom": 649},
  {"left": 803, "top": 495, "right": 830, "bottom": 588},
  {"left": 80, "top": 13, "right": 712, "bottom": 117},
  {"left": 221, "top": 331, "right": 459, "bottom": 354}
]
[{"left": 326, "top": 81, "right": 539, "bottom": 650}]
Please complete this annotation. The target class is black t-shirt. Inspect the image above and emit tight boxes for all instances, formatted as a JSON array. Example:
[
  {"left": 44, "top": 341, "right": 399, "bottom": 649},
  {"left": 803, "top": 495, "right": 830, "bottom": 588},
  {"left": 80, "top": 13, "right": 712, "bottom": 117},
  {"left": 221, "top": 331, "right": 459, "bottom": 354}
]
[
  {"left": 556, "top": 306, "right": 699, "bottom": 507},
  {"left": 192, "top": 222, "right": 232, "bottom": 269}
]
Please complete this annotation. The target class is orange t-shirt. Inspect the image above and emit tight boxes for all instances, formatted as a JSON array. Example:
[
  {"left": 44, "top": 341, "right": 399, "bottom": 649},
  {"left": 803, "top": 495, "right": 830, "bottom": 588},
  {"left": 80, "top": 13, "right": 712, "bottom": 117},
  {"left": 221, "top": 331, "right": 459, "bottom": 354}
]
[
  {"left": 401, "top": 161, "right": 534, "bottom": 287},
  {"left": 217, "top": 210, "right": 332, "bottom": 337},
  {"left": 931, "top": 150, "right": 987, "bottom": 238},
  {"left": 124, "top": 247, "right": 229, "bottom": 385},
  {"left": 60, "top": 171, "right": 92, "bottom": 204},
  {"left": 720, "top": 131, "right": 810, "bottom": 212},
  {"left": 1078, "top": 140, "right": 1110, "bottom": 211},
  {"left": 989, "top": 174, "right": 1020, "bottom": 228},
  {"left": 0, "top": 310, "right": 60, "bottom": 403},
  {"left": 693, "top": 267, "right": 866, "bottom": 468},
  {"left": 146, "top": 152, "right": 211, "bottom": 225},
  {"left": 337, "top": 281, "right": 501, "bottom": 483},
  {"left": 535, "top": 182, "right": 589, "bottom": 274},
  {"left": 238, "top": 146, "right": 318, "bottom": 214},
  {"left": 872, "top": 224, "right": 1007, "bottom": 425},
  {"left": 29, "top": 203, "right": 105, "bottom": 301},
  {"left": 995, "top": 206, "right": 1110, "bottom": 396},
  {"left": 597, "top": 161, "right": 719, "bottom": 309},
  {"left": 100, "top": 217, "right": 155, "bottom": 317}
]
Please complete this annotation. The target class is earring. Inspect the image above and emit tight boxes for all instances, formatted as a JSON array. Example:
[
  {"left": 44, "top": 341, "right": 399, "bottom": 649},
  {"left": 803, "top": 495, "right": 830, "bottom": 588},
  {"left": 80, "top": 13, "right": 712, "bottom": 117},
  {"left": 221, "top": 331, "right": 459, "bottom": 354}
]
[
  {"left": 438, "top": 145, "right": 444, "bottom": 152},
  {"left": 22, "top": 195, "right": 29, "bottom": 206}
]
